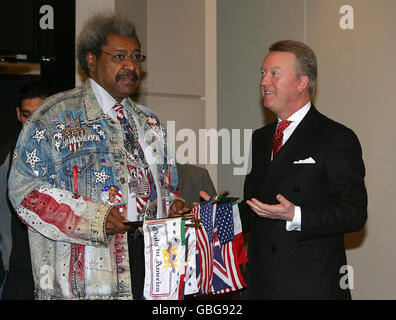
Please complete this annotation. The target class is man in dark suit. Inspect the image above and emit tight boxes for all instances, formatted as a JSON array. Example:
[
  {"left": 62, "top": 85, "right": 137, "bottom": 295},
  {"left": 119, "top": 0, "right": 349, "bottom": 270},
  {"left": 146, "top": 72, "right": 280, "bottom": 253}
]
[{"left": 239, "top": 40, "right": 367, "bottom": 299}]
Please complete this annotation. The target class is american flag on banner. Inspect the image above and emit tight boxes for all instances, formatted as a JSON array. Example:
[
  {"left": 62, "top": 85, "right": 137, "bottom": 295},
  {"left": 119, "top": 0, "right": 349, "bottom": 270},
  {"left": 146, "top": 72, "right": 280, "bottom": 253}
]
[{"left": 193, "top": 198, "right": 247, "bottom": 295}]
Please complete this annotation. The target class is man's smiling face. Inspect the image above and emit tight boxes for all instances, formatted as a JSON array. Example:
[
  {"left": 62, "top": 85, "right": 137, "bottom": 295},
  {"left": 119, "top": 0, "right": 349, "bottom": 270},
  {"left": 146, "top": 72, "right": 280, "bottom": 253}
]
[{"left": 260, "top": 51, "right": 308, "bottom": 119}]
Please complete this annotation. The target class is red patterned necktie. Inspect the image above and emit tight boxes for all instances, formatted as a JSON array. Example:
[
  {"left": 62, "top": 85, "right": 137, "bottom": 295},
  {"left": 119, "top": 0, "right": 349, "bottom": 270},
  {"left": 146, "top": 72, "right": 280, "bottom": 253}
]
[
  {"left": 112, "top": 104, "right": 125, "bottom": 121},
  {"left": 272, "top": 120, "right": 292, "bottom": 158}
]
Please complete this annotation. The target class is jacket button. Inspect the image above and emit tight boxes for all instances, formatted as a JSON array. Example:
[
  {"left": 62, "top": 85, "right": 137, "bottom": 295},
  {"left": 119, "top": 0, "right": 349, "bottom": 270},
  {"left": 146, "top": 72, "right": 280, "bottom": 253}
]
[
  {"left": 120, "top": 177, "right": 126, "bottom": 184},
  {"left": 270, "top": 245, "right": 277, "bottom": 252}
]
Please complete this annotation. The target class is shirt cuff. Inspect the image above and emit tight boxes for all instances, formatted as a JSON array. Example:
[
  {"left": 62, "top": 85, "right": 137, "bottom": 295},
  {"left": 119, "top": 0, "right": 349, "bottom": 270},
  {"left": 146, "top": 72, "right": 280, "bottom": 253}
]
[{"left": 286, "top": 205, "right": 301, "bottom": 231}]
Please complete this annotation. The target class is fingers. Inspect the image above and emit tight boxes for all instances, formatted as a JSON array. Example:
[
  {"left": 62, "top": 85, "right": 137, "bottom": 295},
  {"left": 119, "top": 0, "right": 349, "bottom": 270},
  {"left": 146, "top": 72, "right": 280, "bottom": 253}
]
[
  {"left": 246, "top": 198, "right": 272, "bottom": 217},
  {"left": 191, "top": 191, "right": 212, "bottom": 207},
  {"left": 169, "top": 200, "right": 191, "bottom": 217},
  {"left": 275, "top": 194, "right": 291, "bottom": 207},
  {"left": 199, "top": 191, "right": 211, "bottom": 201},
  {"left": 105, "top": 207, "right": 130, "bottom": 235},
  {"left": 246, "top": 195, "right": 294, "bottom": 221}
]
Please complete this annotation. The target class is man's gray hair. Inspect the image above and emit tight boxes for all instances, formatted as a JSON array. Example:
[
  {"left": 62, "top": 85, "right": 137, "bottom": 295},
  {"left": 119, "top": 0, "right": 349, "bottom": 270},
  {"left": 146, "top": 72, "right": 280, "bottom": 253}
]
[{"left": 77, "top": 12, "right": 140, "bottom": 76}]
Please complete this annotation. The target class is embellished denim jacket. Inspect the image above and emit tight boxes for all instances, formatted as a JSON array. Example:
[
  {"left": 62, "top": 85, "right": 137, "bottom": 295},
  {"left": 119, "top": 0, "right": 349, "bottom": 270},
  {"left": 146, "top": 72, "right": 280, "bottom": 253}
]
[{"left": 8, "top": 80, "right": 180, "bottom": 299}]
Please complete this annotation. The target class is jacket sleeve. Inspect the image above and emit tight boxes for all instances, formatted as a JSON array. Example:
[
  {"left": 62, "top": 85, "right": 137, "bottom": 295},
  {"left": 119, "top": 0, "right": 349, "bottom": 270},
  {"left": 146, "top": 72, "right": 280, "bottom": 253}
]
[
  {"left": 238, "top": 173, "right": 255, "bottom": 234},
  {"left": 299, "top": 128, "right": 368, "bottom": 238},
  {"left": 200, "top": 168, "right": 217, "bottom": 197},
  {"left": 8, "top": 120, "right": 113, "bottom": 248},
  {"left": 238, "top": 129, "right": 260, "bottom": 234}
]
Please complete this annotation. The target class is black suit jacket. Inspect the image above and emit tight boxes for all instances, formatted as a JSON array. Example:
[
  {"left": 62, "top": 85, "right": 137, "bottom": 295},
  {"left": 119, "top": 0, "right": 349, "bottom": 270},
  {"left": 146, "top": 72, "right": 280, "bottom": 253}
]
[{"left": 239, "top": 106, "right": 367, "bottom": 299}]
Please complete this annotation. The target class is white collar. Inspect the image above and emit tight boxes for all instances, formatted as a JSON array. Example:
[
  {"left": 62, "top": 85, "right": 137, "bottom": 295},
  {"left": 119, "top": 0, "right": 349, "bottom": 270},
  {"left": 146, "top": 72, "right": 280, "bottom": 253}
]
[
  {"left": 278, "top": 101, "right": 311, "bottom": 124},
  {"left": 89, "top": 78, "right": 127, "bottom": 117}
]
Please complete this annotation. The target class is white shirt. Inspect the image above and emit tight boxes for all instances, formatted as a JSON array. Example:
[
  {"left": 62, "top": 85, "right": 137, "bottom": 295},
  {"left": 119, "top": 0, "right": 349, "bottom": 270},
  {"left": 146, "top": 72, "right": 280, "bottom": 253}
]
[
  {"left": 90, "top": 78, "right": 139, "bottom": 221},
  {"left": 90, "top": 78, "right": 127, "bottom": 120},
  {"left": 274, "top": 101, "right": 311, "bottom": 231}
]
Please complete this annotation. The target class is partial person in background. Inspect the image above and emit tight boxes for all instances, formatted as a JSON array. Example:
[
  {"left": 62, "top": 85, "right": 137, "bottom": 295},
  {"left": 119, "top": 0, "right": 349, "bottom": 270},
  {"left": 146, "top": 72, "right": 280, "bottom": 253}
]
[
  {"left": 0, "top": 81, "right": 48, "bottom": 163},
  {"left": 0, "top": 81, "right": 48, "bottom": 300},
  {"left": 176, "top": 163, "right": 216, "bottom": 208}
]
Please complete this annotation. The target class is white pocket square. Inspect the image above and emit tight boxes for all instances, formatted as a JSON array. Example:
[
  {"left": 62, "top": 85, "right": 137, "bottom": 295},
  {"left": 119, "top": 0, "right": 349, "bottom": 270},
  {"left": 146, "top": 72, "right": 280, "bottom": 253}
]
[{"left": 293, "top": 157, "right": 316, "bottom": 164}]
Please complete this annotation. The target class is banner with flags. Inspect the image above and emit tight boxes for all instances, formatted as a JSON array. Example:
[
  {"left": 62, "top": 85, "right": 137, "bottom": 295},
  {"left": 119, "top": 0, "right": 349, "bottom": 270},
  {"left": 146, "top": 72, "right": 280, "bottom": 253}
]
[{"left": 142, "top": 193, "right": 247, "bottom": 300}]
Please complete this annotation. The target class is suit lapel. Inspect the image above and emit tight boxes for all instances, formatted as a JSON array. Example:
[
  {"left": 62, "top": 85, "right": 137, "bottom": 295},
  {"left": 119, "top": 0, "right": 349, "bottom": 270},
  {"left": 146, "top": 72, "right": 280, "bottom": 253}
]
[
  {"left": 276, "top": 107, "right": 320, "bottom": 160},
  {"left": 262, "top": 123, "right": 276, "bottom": 164},
  {"left": 260, "top": 106, "right": 322, "bottom": 194},
  {"left": 252, "top": 122, "right": 276, "bottom": 183}
]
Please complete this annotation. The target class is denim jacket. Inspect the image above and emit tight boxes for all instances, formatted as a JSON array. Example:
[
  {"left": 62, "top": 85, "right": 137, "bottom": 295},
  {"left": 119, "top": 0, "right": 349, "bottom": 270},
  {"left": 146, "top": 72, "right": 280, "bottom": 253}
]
[{"left": 8, "top": 80, "right": 180, "bottom": 299}]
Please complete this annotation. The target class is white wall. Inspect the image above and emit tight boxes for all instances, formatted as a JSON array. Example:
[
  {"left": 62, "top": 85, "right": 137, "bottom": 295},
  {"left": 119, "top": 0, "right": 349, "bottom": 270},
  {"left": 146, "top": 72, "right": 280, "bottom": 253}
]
[
  {"left": 306, "top": 0, "right": 396, "bottom": 299},
  {"left": 144, "top": 0, "right": 206, "bottom": 168},
  {"left": 75, "top": 0, "right": 115, "bottom": 86},
  {"left": 127, "top": 0, "right": 218, "bottom": 184}
]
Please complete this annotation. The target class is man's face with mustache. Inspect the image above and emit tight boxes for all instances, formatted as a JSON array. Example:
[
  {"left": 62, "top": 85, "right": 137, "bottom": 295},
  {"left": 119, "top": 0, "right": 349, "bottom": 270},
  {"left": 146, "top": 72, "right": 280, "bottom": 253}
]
[{"left": 87, "top": 34, "right": 141, "bottom": 102}]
